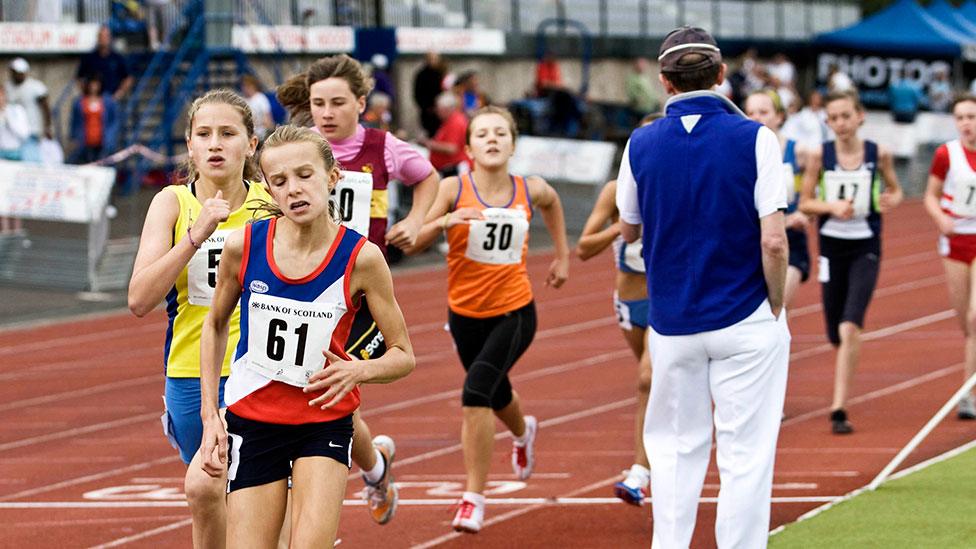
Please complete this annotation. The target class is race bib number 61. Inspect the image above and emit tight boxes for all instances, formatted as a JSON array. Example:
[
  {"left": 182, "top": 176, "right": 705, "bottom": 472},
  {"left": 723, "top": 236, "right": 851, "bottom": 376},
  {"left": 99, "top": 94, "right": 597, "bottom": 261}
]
[{"left": 246, "top": 294, "right": 341, "bottom": 387}]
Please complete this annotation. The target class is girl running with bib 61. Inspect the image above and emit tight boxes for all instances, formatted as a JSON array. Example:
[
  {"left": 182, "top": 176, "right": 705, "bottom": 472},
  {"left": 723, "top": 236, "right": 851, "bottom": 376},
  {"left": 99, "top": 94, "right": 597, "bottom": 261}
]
[
  {"left": 199, "top": 125, "right": 415, "bottom": 547},
  {"left": 800, "top": 90, "right": 903, "bottom": 434},
  {"left": 128, "top": 89, "right": 269, "bottom": 548},
  {"left": 411, "top": 106, "right": 570, "bottom": 533}
]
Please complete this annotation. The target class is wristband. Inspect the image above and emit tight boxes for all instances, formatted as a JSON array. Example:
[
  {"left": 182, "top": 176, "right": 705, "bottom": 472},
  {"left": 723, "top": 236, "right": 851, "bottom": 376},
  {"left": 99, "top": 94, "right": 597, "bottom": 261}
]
[{"left": 187, "top": 227, "right": 202, "bottom": 249}]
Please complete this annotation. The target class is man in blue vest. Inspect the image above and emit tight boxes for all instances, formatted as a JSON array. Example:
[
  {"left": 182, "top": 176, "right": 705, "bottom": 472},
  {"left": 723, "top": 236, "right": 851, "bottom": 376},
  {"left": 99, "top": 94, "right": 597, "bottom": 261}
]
[{"left": 616, "top": 27, "right": 790, "bottom": 548}]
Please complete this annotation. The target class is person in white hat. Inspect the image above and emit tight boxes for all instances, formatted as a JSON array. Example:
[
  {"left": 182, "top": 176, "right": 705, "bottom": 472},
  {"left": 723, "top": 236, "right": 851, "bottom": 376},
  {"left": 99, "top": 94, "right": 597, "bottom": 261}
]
[{"left": 6, "top": 57, "right": 51, "bottom": 140}]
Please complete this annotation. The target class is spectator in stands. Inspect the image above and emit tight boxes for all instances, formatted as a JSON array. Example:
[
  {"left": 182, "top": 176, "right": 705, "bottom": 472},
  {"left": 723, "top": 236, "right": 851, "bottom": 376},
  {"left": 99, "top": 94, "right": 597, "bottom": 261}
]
[
  {"left": 888, "top": 71, "right": 924, "bottom": 124},
  {"left": 827, "top": 64, "right": 854, "bottom": 93},
  {"left": 782, "top": 89, "right": 830, "bottom": 148},
  {"left": 535, "top": 51, "right": 563, "bottom": 97},
  {"left": 626, "top": 57, "right": 659, "bottom": 117},
  {"left": 456, "top": 70, "right": 486, "bottom": 117},
  {"left": 76, "top": 26, "right": 134, "bottom": 102},
  {"left": 413, "top": 51, "right": 447, "bottom": 138},
  {"left": 767, "top": 53, "right": 796, "bottom": 88},
  {"left": 421, "top": 91, "right": 470, "bottom": 178},
  {"left": 363, "top": 92, "right": 392, "bottom": 132},
  {"left": 69, "top": 75, "right": 119, "bottom": 164},
  {"left": 241, "top": 74, "right": 273, "bottom": 139},
  {"left": 0, "top": 86, "right": 30, "bottom": 160},
  {"left": 928, "top": 68, "right": 952, "bottom": 113},
  {"left": 0, "top": 85, "right": 29, "bottom": 235},
  {"left": 370, "top": 53, "right": 396, "bottom": 112},
  {"left": 6, "top": 58, "right": 51, "bottom": 142}
]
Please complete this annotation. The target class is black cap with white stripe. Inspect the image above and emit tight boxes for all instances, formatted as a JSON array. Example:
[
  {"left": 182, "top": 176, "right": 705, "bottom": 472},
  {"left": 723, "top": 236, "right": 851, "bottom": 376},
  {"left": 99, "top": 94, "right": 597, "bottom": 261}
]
[{"left": 658, "top": 26, "right": 721, "bottom": 73}]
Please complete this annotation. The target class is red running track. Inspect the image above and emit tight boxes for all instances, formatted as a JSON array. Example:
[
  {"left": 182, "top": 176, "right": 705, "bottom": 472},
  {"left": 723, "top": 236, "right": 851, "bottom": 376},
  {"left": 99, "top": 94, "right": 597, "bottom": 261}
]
[{"left": 0, "top": 199, "right": 974, "bottom": 548}]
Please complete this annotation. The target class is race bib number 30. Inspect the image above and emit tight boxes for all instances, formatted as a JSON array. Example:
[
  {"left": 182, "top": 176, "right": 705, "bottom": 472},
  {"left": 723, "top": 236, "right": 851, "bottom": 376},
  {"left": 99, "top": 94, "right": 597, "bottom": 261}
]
[
  {"left": 187, "top": 229, "right": 229, "bottom": 306},
  {"left": 952, "top": 178, "right": 976, "bottom": 218},
  {"left": 465, "top": 208, "right": 529, "bottom": 265},
  {"left": 332, "top": 170, "right": 373, "bottom": 236},
  {"left": 823, "top": 170, "right": 871, "bottom": 218},
  {"left": 246, "top": 294, "right": 341, "bottom": 387}
]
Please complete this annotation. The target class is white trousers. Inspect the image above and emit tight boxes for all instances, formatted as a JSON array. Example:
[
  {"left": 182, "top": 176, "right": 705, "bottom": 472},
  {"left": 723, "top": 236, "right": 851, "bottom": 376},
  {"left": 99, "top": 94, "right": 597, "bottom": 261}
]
[{"left": 645, "top": 300, "right": 790, "bottom": 549}]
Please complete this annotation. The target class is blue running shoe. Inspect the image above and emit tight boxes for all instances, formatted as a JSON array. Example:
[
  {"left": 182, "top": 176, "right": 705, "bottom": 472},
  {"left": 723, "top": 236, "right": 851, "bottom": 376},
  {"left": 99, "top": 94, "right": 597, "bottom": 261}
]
[{"left": 613, "top": 481, "right": 645, "bottom": 506}]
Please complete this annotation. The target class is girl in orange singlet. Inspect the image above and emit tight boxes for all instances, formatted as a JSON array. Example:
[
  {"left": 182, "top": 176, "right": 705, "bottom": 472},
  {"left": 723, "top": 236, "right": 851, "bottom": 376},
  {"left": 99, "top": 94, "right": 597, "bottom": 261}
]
[{"left": 410, "top": 106, "right": 570, "bottom": 533}]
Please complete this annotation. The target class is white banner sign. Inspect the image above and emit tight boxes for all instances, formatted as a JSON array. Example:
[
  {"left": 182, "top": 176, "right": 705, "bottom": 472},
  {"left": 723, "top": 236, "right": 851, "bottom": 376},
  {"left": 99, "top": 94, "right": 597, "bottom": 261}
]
[
  {"left": 0, "top": 23, "right": 99, "bottom": 53},
  {"left": 509, "top": 137, "right": 617, "bottom": 186},
  {"left": 232, "top": 25, "right": 354, "bottom": 54},
  {"left": 396, "top": 28, "right": 505, "bottom": 55},
  {"left": 817, "top": 53, "right": 951, "bottom": 89},
  {"left": 0, "top": 161, "right": 115, "bottom": 223}
]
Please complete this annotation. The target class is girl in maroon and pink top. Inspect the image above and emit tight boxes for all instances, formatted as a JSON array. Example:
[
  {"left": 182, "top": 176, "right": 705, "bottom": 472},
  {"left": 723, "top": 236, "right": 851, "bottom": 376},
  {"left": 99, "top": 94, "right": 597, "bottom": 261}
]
[
  {"left": 924, "top": 93, "right": 976, "bottom": 420},
  {"left": 277, "top": 53, "right": 439, "bottom": 525}
]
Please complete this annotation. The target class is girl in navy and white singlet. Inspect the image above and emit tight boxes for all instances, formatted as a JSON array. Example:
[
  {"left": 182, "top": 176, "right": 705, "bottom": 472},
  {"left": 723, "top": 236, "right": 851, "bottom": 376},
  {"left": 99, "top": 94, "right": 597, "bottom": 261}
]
[
  {"left": 746, "top": 89, "right": 813, "bottom": 309},
  {"left": 799, "top": 90, "right": 903, "bottom": 434},
  {"left": 199, "top": 126, "right": 414, "bottom": 547}
]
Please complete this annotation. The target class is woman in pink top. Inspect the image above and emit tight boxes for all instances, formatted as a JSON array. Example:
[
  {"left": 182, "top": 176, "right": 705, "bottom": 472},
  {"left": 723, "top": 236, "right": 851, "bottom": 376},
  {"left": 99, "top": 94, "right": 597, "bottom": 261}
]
[{"left": 277, "top": 53, "right": 438, "bottom": 526}]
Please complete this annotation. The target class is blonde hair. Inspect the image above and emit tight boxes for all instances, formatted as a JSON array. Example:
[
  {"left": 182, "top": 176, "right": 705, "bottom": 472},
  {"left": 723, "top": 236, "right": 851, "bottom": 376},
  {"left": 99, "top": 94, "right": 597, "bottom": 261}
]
[
  {"left": 466, "top": 105, "right": 519, "bottom": 145},
  {"left": 180, "top": 89, "right": 260, "bottom": 184},
  {"left": 254, "top": 125, "right": 341, "bottom": 221},
  {"left": 276, "top": 54, "right": 374, "bottom": 125},
  {"left": 748, "top": 88, "right": 785, "bottom": 115}
]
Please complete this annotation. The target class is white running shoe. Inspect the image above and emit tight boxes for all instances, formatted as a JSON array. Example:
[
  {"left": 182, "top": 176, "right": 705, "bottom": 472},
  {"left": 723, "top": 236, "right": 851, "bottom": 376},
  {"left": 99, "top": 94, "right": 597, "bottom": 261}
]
[
  {"left": 451, "top": 497, "right": 484, "bottom": 533},
  {"left": 511, "top": 415, "right": 537, "bottom": 481},
  {"left": 958, "top": 395, "right": 976, "bottom": 420},
  {"left": 363, "top": 435, "right": 398, "bottom": 524}
]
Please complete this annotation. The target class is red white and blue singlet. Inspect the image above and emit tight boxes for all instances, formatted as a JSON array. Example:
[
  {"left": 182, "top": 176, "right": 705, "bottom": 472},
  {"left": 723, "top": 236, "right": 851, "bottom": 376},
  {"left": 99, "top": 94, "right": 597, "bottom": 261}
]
[{"left": 226, "top": 218, "right": 366, "bottom": 424}]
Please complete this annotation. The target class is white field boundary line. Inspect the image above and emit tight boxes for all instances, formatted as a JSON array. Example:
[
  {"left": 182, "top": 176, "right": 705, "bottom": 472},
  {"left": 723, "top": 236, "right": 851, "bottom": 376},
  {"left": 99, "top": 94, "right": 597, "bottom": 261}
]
[
  {"left": 768, "top": 438, "right": 976, "bottom": 538},
  {"left": 88, "top": 518, "right": 194, "bottom": 549},
  {"left": 0, "top": 496, "right": 842, "bottom": 510},
  {"left": 0, "top": 239, "right": 942, "bottom": 354}
]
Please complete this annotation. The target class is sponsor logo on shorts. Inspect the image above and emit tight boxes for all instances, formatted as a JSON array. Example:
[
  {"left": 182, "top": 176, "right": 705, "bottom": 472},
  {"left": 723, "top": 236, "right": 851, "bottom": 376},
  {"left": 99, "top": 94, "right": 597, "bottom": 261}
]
[
  {"left": 329, "top": 441, "right": 342, "bottom": 448},
  {"left": 249, "top": 280, "right": 269, "bottom": 293}
]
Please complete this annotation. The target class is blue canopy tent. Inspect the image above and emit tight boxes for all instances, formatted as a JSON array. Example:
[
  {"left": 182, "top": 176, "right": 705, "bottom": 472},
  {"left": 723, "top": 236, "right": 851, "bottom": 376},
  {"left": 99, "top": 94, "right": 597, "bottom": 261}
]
[
  {"left": 961, "top": 0, "right": 976, "bottom": 26},
  {"left": 814, "top": 0, "right": 971, "bottom": 58},
  {"left": 927, "top": 0, "right": 976, "bottom": 38}
]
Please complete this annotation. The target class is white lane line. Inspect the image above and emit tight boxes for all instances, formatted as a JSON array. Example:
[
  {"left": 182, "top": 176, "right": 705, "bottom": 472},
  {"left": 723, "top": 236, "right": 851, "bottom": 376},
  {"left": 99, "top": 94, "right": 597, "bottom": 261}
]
[
  {"left": 88, "top": 517, "right": 194, "bottom": 548},
  {"left": 0, "top": 456, "right": 181, "bottom": 501},
  {"left": 768, "top": 439, "right": 976, "bottom": 538},
  {"left": 0, "top": 323, "right": 163, "bottom": 356},
  {"left": 0, "top": 375, "right": 159, "bottom": 413},
  {"left": 0, "top": 412, "right": 160, "bottom": 453},
  {"left": 787, "top": 275, "right": 943, "bottom": 318},
  {"left": 789, "top": 310, "right": 955, "bottom": 361},
  {"left": 0, "top": 495, "right": 841, "bottom": 510}
]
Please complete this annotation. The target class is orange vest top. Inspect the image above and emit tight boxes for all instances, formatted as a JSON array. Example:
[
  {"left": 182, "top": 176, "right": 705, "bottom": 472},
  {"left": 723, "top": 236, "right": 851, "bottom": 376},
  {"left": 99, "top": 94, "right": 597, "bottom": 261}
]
[{"left": 446, "top": 173, "right": 534, "bottom": 318}]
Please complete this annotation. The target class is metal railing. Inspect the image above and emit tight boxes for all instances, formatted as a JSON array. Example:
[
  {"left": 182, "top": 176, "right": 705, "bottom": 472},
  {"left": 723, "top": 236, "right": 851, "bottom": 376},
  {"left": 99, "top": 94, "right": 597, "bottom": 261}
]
[{"left": 0, "top": 0, "right": 860, "bottom": 40}]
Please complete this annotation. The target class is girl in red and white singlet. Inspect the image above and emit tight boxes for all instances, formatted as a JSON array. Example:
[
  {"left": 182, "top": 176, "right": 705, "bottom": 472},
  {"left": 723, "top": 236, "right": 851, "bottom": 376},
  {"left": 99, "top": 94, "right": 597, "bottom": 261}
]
[
  {"left": 924, "top": 93, "right": 976, "bottom": 420},
  {"left": 199, "top": 126, "right": 414, "bottom": 547},
  {"left": 411, "top": 106, "right": 571, "bottom": 533}
]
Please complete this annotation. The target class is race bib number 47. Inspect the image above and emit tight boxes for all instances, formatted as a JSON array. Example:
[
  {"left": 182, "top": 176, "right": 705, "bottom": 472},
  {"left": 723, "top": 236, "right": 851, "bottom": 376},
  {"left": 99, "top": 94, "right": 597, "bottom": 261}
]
[
  {"left": 187, "top": 229, "right": 229, "bottom": 306},
  {"left": 465, "top": 208, "right": 529, "bottom": 265},
  {"left": 823, "top": 170, "right": 871, "bottom": 218},
  {"left": 246, "top": 294, "right": 341, "bottom": 387},
  {"left": 332, "top": 170, "right": 373, "bottom": 236}
]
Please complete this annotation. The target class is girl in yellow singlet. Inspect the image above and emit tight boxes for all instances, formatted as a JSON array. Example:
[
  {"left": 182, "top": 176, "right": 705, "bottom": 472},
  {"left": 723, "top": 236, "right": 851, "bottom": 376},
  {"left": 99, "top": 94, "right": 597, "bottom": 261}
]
[{"left": 128, "top": 89, "right": 270, "bottom": 547}]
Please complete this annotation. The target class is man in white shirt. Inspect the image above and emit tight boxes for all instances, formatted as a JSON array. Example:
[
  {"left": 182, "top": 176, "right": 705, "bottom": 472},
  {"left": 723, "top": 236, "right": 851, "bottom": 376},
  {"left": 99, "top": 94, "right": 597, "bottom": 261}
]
[{"left": 6, "top": 58, "right": 51, "bottom": 140}]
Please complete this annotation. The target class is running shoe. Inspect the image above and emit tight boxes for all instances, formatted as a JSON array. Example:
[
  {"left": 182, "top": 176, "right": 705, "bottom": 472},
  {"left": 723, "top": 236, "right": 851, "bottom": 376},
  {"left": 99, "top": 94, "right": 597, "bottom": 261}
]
[
  {"left": 364, "top": 435, "right": 398, "bottom": 524},
  {"left": 512, "top": 415, "right": 537, "bottom": 480},
  {"left": 830, "top": 409, "right": 853, "bottom": 434},
  {"left": 613, "top": 481, "right": 646, "bottom": 506},
  {"left": 958, "top": 395, "right": 976, "bottom": 420},
  {"left": 451, "top": 498, "right": 484, "bottom": 533}
]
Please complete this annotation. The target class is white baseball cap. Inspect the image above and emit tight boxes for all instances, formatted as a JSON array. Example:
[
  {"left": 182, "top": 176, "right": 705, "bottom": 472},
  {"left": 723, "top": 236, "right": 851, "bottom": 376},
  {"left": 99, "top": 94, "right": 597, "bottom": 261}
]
[{"left": 10, "top": 57, "right": 29, "bottom": 74}]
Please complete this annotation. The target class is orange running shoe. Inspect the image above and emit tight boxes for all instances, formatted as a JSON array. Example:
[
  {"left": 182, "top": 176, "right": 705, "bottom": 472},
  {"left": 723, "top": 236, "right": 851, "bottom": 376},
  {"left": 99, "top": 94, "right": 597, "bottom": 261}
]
[{"left": 363, "top": 435, "right": 398, "bottom": 524}]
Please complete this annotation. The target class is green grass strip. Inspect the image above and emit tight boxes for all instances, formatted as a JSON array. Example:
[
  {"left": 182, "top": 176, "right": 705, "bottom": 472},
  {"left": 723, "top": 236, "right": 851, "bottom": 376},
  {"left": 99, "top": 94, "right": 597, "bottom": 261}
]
[{"left": 770, "top": 446, "right": 976, "bottom": 548}]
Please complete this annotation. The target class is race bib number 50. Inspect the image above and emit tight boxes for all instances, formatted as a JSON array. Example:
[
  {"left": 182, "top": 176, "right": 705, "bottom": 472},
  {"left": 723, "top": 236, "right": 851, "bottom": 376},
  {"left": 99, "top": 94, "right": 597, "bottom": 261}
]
[
  {"left": 332, "top": 170, "right": 373, "bottom": 236},
  {"left": 246, "top": 294, "right": 341, "bottom": 387},
  {"left": 187, "top": 229, "right": 229, "bottom": 306},
  {"left": 823, "top": 170, "right": 871, "bottom": 218},
  {"left": 465, "top": 208, "right": 529, "bottom": 265}
]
